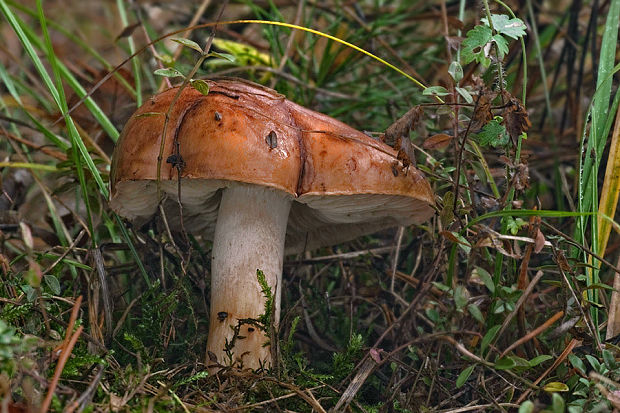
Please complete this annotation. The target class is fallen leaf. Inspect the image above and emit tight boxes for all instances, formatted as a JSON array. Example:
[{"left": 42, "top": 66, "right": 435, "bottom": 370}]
[
  {"left": 383, "top": 106, "right": 423, "bottom": 147},
  {"left": 534, "top": 228, "right": 546, "bottom": 253},
  {"left": 423, "top": 133, "right": 453, "bottom": 150},
  {"left": 115, "top": 21, "right": 141, "bottom": 41},
  {"left": 502, "top": 90, "right": 531, "bottom": 139},
  {"left": 369, "top": 348, "right": 382, "bottom": 363},
  {"left": 470, "top": 89, "right": 495, "bottom": 131}
]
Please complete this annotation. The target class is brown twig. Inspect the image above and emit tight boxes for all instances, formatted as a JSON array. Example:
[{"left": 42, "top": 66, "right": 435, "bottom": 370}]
[
  {"left": 516, "top": 215, "right": 540, "bottom": 356},
  {"left": 516, "top": 338, "right": 579, "bottom": 404},
  {"left": 0, "top": 129, "right": 67, "bottom": 161},
  {"left": 61, "top": 295, "right": 83, "bottom": 351},
  {"left": 40, "top": 325, "right": 84, "bottom": 413},
  {"left": 485, "top": 270, "right": 545, "bottom": 361},
  {"left": 499, "top": 310, "right": 564, "bottom": 358}
]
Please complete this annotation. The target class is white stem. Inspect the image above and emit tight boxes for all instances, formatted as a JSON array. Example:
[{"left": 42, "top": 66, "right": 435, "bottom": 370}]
[{"left": 207, "top": 184, "right": 292, "bottom": 369}]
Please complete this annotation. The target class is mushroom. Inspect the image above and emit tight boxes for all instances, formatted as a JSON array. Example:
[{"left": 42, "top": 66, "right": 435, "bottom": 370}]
[{"left": 110, "top": 79, "right": 435, "bottom": 370}]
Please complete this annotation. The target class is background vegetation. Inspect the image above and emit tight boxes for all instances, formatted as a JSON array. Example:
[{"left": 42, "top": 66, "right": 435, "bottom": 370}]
[{"left": 0, "top": 0, "right": 619, "bottom": 411}]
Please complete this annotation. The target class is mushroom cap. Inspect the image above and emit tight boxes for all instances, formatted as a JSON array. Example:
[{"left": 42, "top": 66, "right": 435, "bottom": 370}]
[{"left": 110, "top": 79, "right": 435, "bottom": 253}]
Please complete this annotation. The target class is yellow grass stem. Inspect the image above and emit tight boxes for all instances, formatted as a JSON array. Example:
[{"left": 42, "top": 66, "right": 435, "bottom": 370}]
[
  {"left": 597, "top": 103, "right": 620, "bottom": 257},
  {"left": 222, "top": 20, "right": 432, "bottom": 94},
  {"left": 0, "top": 162, "right": 59, "bottom": 171},
  {"left": 598, "top": 100, "right": 620, "bottom": 339}
]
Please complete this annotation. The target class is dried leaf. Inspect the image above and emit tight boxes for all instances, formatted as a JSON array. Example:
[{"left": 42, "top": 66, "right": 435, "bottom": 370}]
[
  {"left": 440, "top": 191, "right": 455, "bottom": 227},
  {"left": 480, "top": 196, "right": 499, "bottom": 209},
  {"left": 447, "top": 17, "right": 464, "bottom": 30},
  {"left": 395, "top": 136, "right": 415, "bottom": 168},
  {"left": 445, "top": 36, "right": 464, "bottom": 51},
  {"left": 513, "top": 163, "right": 530, "bottom": 190},
  {"left": 554, "top": 250, "right": 572, "bottom": 272},
  {"left": 115, "top": 21, "right": 141, "bottom": 41},
  {"left": 383, "top": 106, "right": 423, "bottom": 147},
  {"left": 534, "top": 228, "right": 546, "bottom": 253},
  {"left": 470, "top": 90, "right": 495, "bottom": 131},
  {"left": 440, "top": 231, "right": 472, "bottom": 253},
  {"left": 396, "top": 148, "right": 411, "bottom": 168},
  {"left": 423, "top": 133, "right": 453, "bottom": 150},
  {"left": 499, "top": 155, "right": 514, "bottom": 166},
  {"left": 369, "top": 348, "right": 382, "bottom": 363},
  {"left": 502, "top": 91, "right": 531, "bottom": 139},
  {"left": 20, "top": 222, "right": 33, "bottom": 252}
]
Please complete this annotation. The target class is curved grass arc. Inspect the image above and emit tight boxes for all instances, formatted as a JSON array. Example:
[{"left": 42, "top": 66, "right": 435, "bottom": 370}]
[
  {"left": 63, "top": 19, "right": 436, "bottom": 123},
  {"left": 229, "top": 20, "right": 430, "bottom": 92}
]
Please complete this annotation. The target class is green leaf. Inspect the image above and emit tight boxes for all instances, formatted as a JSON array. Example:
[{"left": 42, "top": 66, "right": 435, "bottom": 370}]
[
  {"left": 467, "top": 303, "right": 485, "bottom": 323},
  {"left": 423, "top": 85, "right": 450, "bottom": 96},
  {"left": 456, "top": 87, "right": 473, "bottom": 103},
  {"left": 519, "top": 401, "right": 535, "bottom": 413},
  {"left": 475, "top": 119, "right": 509, "bottom": 147},
  {"left": 462, "top": 25, "right": 492, "bottom": 66},
  {"left": 425, "top": 308, "right": 440, "bottom": 323},
  {"left": 543, "top": 382, "right": 569, "bottom": 392},
  {"left": 481, "top": 325, "right": 501, "bottom": 354},
  {"left": 568, "top": 354, "right": 587, "bottom": 375},
  {"left": 506, "top": 217, "right": 527, "bottom": 235},
  {"left": 528, "top": 354, "right": 552, "bottom": 367},
  {"left": 171, "top": 37, "right": 203, "bottom": 53},
  {"left": 44, "top": 274, "right": 61, "bottom": 295},
  {"left": 456, "top": 364, "right": 475, "bottom": 388},
  {"left": 582, "top": 282, "right": 616, "bottom": 291},
  {"left": 483, "top": 14, "right": 527, "bottom": 40},
  {"left": 492, "top": 34, "right": 509, "bottom": 59},
  {"left": 585, "top": 354, "right": 602, "bottom": 373},
  {"left": 509, "top": 355, "right": 532, "bottom": 369},
  {"left": 454, "top": 285, "right": 469, "bottom": 310},
  {"left": 207, "top": 51, "right": 236, "bottom": 63},
  {"left": 448, "top": 61, "right": 463, "bottom": 82},
  {"left": 158, "top": 54, "right": 175, "bottom": 67},
  {"left": 552, "top": 393, "right": 565, "bottom": 413},
  {"left": 473, "top": 266, "right": 495, "bottom": 293},
  {"left": 432, "top": 282, "right": 451, "bottom": 292},
  {"left": 190, "top": 79, "right": 210, "bottom": 96},
  {"left": 602, "top": 349, "right": 616, "bottom": 369},
  {"left": 494, "top": 356, "right": 516, "bottom": 370},
  {"left": 21, "top": 285, "right": 37, "bottom": 302},
  {"left": 154, "top": 68, "right": 185, "bottom": 78}
]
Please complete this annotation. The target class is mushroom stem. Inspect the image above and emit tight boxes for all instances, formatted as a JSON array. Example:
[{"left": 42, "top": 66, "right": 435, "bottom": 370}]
[{"left": 207, "top": 184, "right": 292, "bottom": 370}]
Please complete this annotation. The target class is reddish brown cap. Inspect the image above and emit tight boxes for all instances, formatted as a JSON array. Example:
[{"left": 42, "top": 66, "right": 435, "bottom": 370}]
[{"left": 110, "top": 79, "right": 435, "bottom": 253}]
